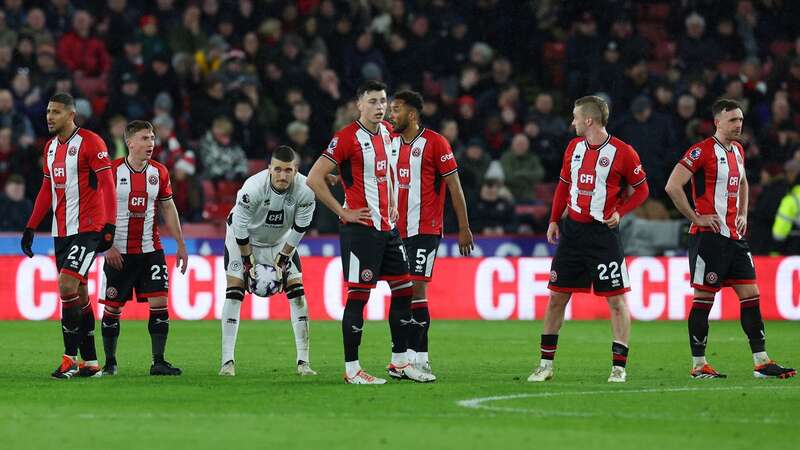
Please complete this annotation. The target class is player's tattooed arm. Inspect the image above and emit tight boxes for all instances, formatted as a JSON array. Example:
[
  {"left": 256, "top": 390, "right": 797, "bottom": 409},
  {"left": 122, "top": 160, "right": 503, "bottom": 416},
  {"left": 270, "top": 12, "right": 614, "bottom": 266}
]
[{"left": 665, "top": 164, "right": 721, "bottom": 232}]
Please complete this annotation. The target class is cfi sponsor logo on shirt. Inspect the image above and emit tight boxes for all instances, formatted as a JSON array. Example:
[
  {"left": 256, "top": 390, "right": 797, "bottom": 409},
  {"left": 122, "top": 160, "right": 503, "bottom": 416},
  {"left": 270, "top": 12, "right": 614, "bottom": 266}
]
[{"left": 440, "top": 153, "right": 454, "bottom": 163}]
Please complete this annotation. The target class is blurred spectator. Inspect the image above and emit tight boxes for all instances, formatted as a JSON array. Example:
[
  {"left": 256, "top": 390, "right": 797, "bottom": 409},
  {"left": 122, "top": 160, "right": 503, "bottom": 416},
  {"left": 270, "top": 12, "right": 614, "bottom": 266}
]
[
  {"left": 678, "top": 12, "right": 719, "bottom": 73},
  {"left": 140, "top": 15, "right": 168, "bottom": 62},
  {"left": 751, "top": 161, "right": 798, "bottom": 254},
  {"left": 111, "top": 34, "right": 145, "bottom": 89},
  {"left": 57, "top": 10, "right": 111, "bottom": 95},
  {"left": 471, "top": 177, "right": 516, "bottom": 236},
  {"left": 529, "top": 92, "right": 568, "bottom": 139},
  {"left": 500, "top": 133, "right": 545, "bottom": 202},
  {"left": 566, "top": 12, "right": 604, "bottom": 101},
  {"left": 457, "top": 139, "right": 490, "bottom": 199},
  {"left": 169, "top": 5, "right": 207, "bottom": 55},
  {"left": 151, "top": 114, "right": 182, "bottom": 168},
  {"left": 523, "top": 115, "right": 562, "bottom": 182},
  {"left": 0, "top": 173, "right": 30, "bottom": 231},
  {"left": 199, "top": 116, "right": 247, "bottom": 181},
  {"left": 0, "top": 43, "right": 13, "bottom": 86},
  {"left": 0, "top": 11, "right": 18, "bottom": 48},
  {"left": 0, "top": 88, "right": 34, "bottom": 148},
  {"left": 232, "top": 97, "right": 263, "bottom": 159},
  {"left": 440, "top": 118, "right": 464, "bottom": 155},
  {"left": 286, "top": 120, "right": 313, "bottom": 172},
  {"left": 190, "top": 76, "right": 229, "bottom": 138},
  {"left": 607, "top": 14, "right": 648, "bottom": 64},
  {"left": 105, "top": 72, "right": 149, "bottom": 120},
  {"left": 0, "top": 126, "right": 19, "bottom": 186},
  {"left": 140, "top": 53, "right": 181, "bottom": 112},
  {"left": 10, "top": 69, "right": 46, "bottom": 130},
  {"left": 46, "top": 0, "right": 73, "bottom": 37},
  {"left": 105, "top": 115, "right": 128, "bottom": 160},
  {"left": 612, "top": 95, "right": 678, "bottom": 199}
]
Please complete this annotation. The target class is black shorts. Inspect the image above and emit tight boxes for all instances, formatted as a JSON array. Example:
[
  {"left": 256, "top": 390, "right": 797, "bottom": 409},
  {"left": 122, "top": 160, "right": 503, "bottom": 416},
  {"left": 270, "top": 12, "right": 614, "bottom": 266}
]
[
  {"left": 339, "top": 223, "right": 409, "bottom": 287},
  {"left": 688, "top": 232, "right": 756, "bottom": 292},
  {"left": 54, "top": 232, "right": 101, "bottom": 283},
  {"left": 403, "top": 234, "right": 440, "bottom": 281},
  {"left": 548, "top": 217, "right": 631, "bottom": 296},
  {"left": 100, "top": 250, "right": 169, "bottom": 306}
]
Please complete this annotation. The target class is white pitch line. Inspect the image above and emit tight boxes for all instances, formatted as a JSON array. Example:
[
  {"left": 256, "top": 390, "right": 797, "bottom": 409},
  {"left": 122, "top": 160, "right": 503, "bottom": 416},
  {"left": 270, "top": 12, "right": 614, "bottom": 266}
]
[{"left": 457, "top": 385, "right": 800, "bottom": 424}]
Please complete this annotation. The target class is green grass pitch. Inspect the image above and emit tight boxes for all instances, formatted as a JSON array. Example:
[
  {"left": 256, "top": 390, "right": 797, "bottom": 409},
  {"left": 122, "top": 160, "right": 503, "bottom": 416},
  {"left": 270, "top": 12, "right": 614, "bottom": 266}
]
[{"left": 1, "top": 320, "right": 797, "bottom": 450}]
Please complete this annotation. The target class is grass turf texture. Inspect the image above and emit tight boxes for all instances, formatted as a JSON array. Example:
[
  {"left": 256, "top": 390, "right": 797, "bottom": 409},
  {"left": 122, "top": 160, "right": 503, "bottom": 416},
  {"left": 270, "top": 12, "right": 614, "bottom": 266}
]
[{"left": 1, "top": 320, "right": 797, "bottom": 450}]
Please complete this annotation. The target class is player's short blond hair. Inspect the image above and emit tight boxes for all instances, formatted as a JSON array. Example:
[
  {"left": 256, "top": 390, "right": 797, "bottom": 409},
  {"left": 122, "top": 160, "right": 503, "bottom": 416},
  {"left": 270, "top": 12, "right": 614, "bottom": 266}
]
[{"left": 574, "top": 95, "right": 610, "bottom": 126}]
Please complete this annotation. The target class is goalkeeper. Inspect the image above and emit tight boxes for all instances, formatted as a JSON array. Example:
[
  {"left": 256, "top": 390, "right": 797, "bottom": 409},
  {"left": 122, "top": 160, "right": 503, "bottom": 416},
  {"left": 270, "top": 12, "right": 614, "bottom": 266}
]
[{"left": 219, "top": 146, "right": 317, "bottom": 376}]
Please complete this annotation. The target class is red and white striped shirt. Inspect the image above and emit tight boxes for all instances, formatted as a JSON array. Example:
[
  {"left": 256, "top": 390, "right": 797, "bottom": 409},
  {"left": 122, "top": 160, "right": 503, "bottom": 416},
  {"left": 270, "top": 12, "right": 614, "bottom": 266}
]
[
  {"left": 679, "top": 136, "right": 746, "bottom": 240},
  {"left": 43, "top": 127, "right": 112, "bottom": 236},
  {"left": 390, "top": 128, "right": 458, "bottom": 238},
  {"left": 322, "top": 120, "right": 394, "bottom": 231},
  {"left": 111, "top": 158, "right": 173, "bottom": 253},
  {"left": 559, "top": 135, "right": 646, "bottom": 223}
]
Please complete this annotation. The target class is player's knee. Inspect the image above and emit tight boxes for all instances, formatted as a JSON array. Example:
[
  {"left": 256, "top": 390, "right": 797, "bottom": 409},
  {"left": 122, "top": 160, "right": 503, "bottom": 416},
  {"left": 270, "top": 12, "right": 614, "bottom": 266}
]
[
  {"left": 148, "top": 297, "right": 168, "bottom": 309},
  {"left": 57, "top": 275, "right": 80, "bottom": 297},
  {"left": 226, "top": 275, "right": 246, "bottom": 290},
  {"left": 606, "top": 295, "right": 628, "bottom": 311},
  {"left": 104, "top": 305, "right": 122, "bottom": 315},
  {"left": 226, "top": 285, "right": 245, "bottom": 302},
  {"left": 735, "top": 284, "right": 759, "bottom": 300},
  {"left": 548, "top": 292, "right": 571, "bottom": 308},
  {"left": 412, "top": 280, "right": 427, "bottom": 299},
  {"left": 285, "top": 283, "right": 305, "bottom": 304}
]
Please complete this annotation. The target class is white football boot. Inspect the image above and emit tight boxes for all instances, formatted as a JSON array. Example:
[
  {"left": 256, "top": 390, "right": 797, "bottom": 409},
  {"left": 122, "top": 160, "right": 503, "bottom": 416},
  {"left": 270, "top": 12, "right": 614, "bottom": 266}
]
[
  {"left": 219, "top": 360, "right": 236, "bottom": 376},
  {"left": 344, "top": 370, "right": 387, "bottom": 385},
  {"left": 527, "top": 365, "right": 554, "bottom": 382},
  {"left": 296, "top": 360, "right": 317, "bottom": 376},
  {"left": 607, "top": 366, "right": 627, "bottom": 383},
  {"left": 387, "top": 363, "right": 436, "bottom": 382}
]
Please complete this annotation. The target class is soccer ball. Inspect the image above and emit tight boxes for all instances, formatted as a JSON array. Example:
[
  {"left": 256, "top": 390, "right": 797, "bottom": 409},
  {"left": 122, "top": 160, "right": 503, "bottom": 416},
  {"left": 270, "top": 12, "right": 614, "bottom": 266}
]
[{"left": 249, "top": 264, "right": 282, "bottom": 297}]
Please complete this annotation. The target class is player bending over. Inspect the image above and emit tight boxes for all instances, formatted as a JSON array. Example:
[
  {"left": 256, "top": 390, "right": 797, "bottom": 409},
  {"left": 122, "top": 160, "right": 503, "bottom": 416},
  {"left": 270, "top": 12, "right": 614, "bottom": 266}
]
[{"left": 220, "top": 146, "right": 316, "bottom": 376}]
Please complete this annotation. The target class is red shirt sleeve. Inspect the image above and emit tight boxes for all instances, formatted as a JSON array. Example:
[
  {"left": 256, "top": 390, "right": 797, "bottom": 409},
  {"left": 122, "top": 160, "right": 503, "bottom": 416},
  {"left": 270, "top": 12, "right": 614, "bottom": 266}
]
[
  {"left": 322, "top": 130, "right": 352, "bottom": 165},
  {"left": 678, "top": 143, "right": 710, "bottom": 174},
  {"left": 158, "top": 164, "right": 173, "bottom": 200},
  {"left": 622, "top": 144, "right": 647, "bottom": 187},
  {"left": 42, "top": 140, "right": 52, "bottom": 178},
  {"left": 435, "top": 135, "right": 458, "bottom": 177},
  {"left": 84, "top": 133, "right": 112, "bottom": 174}
]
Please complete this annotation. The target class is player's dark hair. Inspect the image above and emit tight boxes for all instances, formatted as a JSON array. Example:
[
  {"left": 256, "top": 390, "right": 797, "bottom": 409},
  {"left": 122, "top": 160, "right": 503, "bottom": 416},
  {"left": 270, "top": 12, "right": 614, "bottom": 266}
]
[
  {"left": 49, "top": 92, "right": 75, "bottom": 110},
  {"left": 356, "top": 80, "right": 387, "bottom": 98},
  {"left": 272, "top": 145, "right": 297, "bottom": 163},
  {"left": 711, "top": 98, "right": 742, "bottom": 117},
  {"left": 124, "top": 120, "right": 153, "bottom": 141},
  {"left": 393, "top": 90, "right": 424, "bottom": 114}
]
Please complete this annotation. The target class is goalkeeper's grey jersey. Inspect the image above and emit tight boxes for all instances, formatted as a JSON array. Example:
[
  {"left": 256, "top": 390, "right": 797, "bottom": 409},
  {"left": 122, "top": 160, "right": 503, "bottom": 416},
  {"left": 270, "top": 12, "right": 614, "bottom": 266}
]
[{"left": 229, "top": 171, "right": 316, "bottom": 247}]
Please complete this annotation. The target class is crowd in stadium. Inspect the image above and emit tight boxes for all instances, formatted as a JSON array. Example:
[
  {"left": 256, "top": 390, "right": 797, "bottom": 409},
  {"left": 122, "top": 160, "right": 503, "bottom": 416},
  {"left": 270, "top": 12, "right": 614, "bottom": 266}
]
[{"left": 0, "top": 0, "right": 799, "bottom": 252}]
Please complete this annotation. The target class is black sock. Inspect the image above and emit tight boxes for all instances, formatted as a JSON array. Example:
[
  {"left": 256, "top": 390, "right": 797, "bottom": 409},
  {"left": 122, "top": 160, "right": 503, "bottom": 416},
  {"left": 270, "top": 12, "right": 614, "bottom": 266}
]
[
  {"left": 389, "top": 282, "right": 412, "bottom": 355},
  {"left": 409, "top": 299, "right": 430, "bottom": 352},
  {"left": 688, "top": 297, "right": 714, "bottom": 357},
  {"left": 60, "top": 293, "right": 81, "bottom": 357},
  {"left": 148, "top": 307, "right": 169, "bottom": 364},
  {"left": 101, "top": 308, "right": 121, "bottom": 365},
  {"left": 739, "top": 296, "right": 766, "bottom": 353},
  {"left": 612, "top": 341, "right": 629, "bottom": 368},
  {"left": 342, "top": 291, "right": 368, "bottom": 362},
  {"left": 79, "top": 302, "right": 97, "bottom": 362},
  {"left": 540, "top": 334, "right": 558, "bottom": 361}
]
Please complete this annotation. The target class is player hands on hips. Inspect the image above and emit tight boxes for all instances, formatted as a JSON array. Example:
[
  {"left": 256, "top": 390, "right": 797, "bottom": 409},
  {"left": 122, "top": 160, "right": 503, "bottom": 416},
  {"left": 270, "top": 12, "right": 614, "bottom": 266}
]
[
  {"left": 665, "top": 99, "right": 795, "bottom": 379},
  {"left": 219, "top": 146, "right": 317, "bottom": 377},
  {"left": 528, "top": 96, "right": 649, "bottom": 383},
  {"left": 20, "top": 93, "right": 118, "bottom": 379},
  {"left": 387, "top": 90, "right": 475, "bottom": 378},
  {"left": 307, "top": 80, "right": 434, "bottom": 384},
  {"left": 98, "top": 120, "right": 187, "bottom": 377}
]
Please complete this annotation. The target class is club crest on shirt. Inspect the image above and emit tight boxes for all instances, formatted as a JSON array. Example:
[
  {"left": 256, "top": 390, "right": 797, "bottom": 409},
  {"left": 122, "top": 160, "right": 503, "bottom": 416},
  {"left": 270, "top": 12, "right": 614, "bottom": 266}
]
[
  {"left": 690, "top": 148, "right": 701, "bottom": 160},
  {"left": 148, "top": 175, "right": 159, "bottom": 185},
  {"left": 736, "top": 153, "right": 743, "bottom": 164},
  {"left": 412, "top": 147, "right": 422, "bottom": 157},
  {"left": 68, "top": 146, "right": 78, "bottom": 156},
  {"left": 326, "top": 137, "right": 338, "bottom": 155},
  {"left": 599, "top": 156, "right": 610, "bottom": 167}
]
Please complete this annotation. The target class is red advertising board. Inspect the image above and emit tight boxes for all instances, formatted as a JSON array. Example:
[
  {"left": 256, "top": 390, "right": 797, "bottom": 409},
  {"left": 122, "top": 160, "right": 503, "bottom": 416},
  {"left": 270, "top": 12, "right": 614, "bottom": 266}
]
[{"left": 2, "top": 256, "right": 799, "bottom": 320}]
